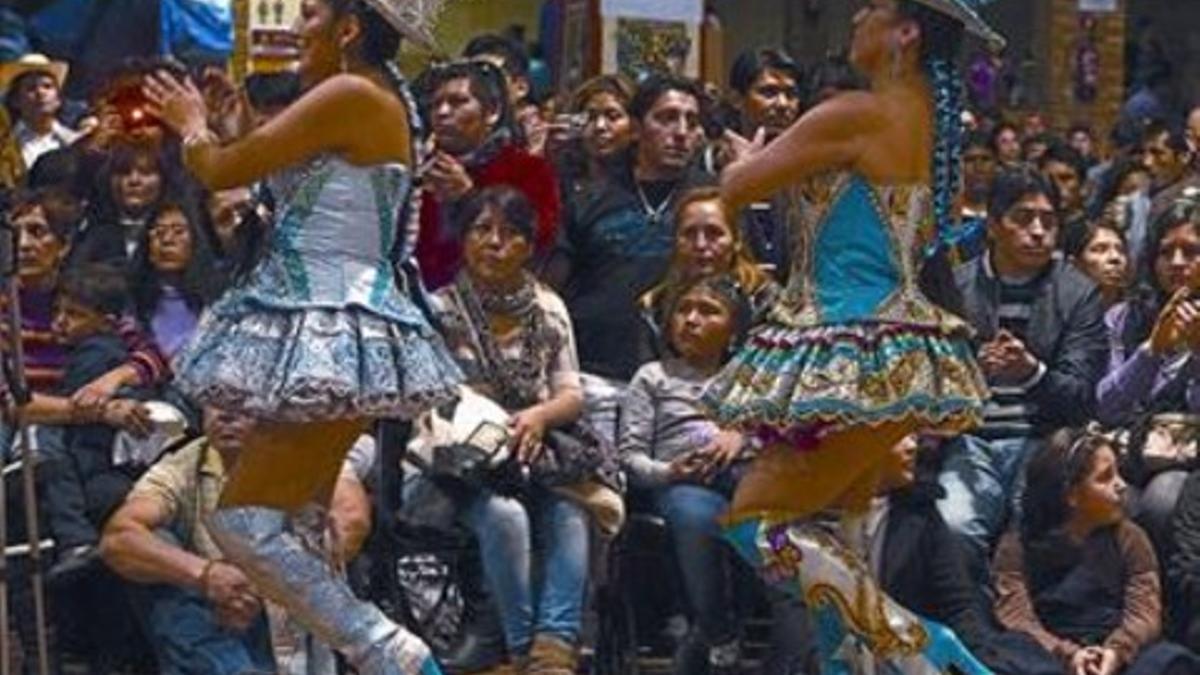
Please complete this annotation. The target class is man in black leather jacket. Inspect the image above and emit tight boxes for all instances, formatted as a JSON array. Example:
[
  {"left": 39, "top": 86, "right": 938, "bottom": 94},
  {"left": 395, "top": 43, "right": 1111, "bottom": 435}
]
[{"left": 936, "top": 168, "right": 1109, "bottom": 582}]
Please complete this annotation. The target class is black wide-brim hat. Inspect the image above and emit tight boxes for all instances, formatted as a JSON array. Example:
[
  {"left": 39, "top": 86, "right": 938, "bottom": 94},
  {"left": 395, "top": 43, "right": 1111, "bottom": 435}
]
[{"left": 911, "top": 0, "right": 1006, "bottom": 49}]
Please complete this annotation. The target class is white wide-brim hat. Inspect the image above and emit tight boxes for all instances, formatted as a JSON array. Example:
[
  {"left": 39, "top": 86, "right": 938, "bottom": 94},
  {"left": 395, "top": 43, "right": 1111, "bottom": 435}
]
[
  {"left": 0, "top": 54, "right": 68, "bottom": 94},
  {"left": 911, "top": 0, "right": 1006, "bottom": 50},
  {"left": 361, "top": 0, "right": 447, "bottom": 51}
]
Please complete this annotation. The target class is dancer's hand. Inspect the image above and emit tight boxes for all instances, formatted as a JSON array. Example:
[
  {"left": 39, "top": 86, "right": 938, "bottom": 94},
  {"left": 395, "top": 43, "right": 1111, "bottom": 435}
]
[
  {"left": 509, "top": 408, "right": 547, "bottom": 464},
  {"left": 142, "top": 69, "right": 209, "bottom": 138},
  {"left": 102, "top": 399, "right": 154, "bottom": 437}
]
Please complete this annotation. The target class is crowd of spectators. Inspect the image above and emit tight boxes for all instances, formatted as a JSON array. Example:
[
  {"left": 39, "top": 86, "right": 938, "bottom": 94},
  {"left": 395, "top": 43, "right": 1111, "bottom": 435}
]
[{"left": 0, "top": 10, "right": 1200, "bottom": 675}]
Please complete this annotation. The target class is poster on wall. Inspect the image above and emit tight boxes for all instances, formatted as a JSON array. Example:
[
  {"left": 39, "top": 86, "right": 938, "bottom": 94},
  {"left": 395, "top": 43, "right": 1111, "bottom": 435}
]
[
  {"left": 1078, "top": 0, "right": 1117, "bottom": 12},
  {"left": 600, "top": 0, "right": 701, "bottom": 79}
]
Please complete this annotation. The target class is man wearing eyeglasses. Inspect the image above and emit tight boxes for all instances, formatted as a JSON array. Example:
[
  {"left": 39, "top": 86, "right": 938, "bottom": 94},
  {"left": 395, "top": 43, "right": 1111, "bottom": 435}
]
[{"left": 937, "top": 167, "right": 1109, "bottom": 583}]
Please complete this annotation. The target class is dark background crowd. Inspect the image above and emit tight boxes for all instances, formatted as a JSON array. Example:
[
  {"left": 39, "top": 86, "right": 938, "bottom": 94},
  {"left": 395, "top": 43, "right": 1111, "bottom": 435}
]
[{"left": 0, "top": 2, "right": 1199, "bottom": 675}]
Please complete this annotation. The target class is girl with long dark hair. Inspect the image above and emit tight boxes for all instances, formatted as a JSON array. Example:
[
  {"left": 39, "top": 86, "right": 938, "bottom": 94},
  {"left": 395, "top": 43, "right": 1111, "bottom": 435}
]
[
  {"left": 142, "top": 1, "right": 462, "bottom": 672},
  {"left": 704, "top": 0, "right": 998, "bottom": 670},
  {"left": 993, "top": 428, "right": 1199, "bottom": 675}
]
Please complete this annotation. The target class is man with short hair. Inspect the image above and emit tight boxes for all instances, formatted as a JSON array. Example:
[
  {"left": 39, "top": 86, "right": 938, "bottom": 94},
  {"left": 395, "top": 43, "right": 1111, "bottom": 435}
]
[
  {"left": 951, "top": 131, "right": 997, "bottom": 264},
  {"left": 725, "top": 48, "right": 803, "bottom": 277},
  {"left": 463, "top": 33, "right": 532, "bottom": 109},
  {"left": 101, "top": 408, "right": 375, "bottom": 675},
  {"left": 728, "top": 48, "right": 802, "bottom": 144},
  {"left": 938, "top": 168, "right": 1108, "bottom": 580},
  {"left": 1144, "top": 121, "right": 1200, "bottom": 227},
  {"left": 415, "top": 61, "right": 560, "bottom": 289},
  {"left": 1068, "top": 124, "right": 1099, "bottom": 171},
  {"left": 548, "top": 74, "right": 711, "bottom": 381},
  {"left": 1038, "top": 142, "right": 1088, "bottom": 248}
]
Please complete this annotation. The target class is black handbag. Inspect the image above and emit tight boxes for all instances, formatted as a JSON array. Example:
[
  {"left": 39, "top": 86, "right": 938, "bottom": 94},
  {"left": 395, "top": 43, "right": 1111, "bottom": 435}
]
[
  {"left": 448, "top": 283, "right": 622, "bottom": 491},
  {"left": 532, "top": 421, "right": 621, "bottom": 491}
]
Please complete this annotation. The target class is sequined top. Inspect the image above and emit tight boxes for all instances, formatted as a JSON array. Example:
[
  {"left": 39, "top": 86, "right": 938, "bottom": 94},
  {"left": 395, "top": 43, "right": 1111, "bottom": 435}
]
[{"left": 772, "top": 172, "right": 970, "bottom": 334}]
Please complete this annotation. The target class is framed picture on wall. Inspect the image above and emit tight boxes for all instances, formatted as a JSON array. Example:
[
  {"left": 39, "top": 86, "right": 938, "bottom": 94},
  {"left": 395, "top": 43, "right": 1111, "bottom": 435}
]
[
  {"left": 614, "top": 17, "right": 693, "bottom": 79},
  {"left": 600, "top": 0, "right": 701, "bottom": 79}
]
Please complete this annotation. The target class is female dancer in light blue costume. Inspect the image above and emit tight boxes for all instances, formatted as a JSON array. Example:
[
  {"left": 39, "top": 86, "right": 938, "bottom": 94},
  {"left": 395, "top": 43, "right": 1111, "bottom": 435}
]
[
  {"left": 705, "top": 1, "right": 1002, "bottom": 672},
  {"left": 142, "top": 1, "right": 460, "bottom": 673}
]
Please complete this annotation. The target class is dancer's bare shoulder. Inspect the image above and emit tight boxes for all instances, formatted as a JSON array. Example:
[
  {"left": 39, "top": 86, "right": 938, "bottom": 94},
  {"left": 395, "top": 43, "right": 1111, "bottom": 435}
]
[
  {"left": 187, "top": 73, "right": 414, "bottom": 190},
  {"left": 721, "top": 91, "right": 886, "bottom": 207},
  {"left": 302, "top": 73, "right": 413, "bottom": 165}
]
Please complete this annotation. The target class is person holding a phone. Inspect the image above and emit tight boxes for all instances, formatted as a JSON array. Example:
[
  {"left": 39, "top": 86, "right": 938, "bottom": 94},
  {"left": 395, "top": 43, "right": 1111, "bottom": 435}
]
[
  {"left": 544, "top": 74, "right": 636, "bottom": 197},
  {"left": 413, "top": 59, "right": 561, "bottom": 290}
]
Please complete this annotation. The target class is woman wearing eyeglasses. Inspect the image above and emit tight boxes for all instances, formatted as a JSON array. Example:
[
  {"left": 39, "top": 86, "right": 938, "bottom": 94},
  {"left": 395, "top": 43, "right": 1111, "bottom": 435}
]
[
  {"left": 702, "top": 0, "right": 998, "bottom": 671},
  {"left": 140, "top": 1, "right": 462, "bottom": 673}
]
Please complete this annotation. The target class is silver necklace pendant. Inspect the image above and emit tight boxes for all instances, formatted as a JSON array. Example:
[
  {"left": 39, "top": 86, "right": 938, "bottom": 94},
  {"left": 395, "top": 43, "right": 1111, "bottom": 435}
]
[{"left": 637, "top": 181, "right": 674, "bottom": 227}]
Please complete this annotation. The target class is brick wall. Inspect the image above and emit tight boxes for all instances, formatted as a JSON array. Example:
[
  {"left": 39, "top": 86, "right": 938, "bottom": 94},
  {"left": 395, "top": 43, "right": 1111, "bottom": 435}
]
[{"left": 1044, "top": 0, "right": 1126, "bottom": 135}]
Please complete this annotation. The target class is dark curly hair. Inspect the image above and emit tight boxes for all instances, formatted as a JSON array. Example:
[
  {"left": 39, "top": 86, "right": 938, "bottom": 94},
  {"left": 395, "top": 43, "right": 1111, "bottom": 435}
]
[{"left": 129, "top": 191, "right": 225, "bottom": 325}]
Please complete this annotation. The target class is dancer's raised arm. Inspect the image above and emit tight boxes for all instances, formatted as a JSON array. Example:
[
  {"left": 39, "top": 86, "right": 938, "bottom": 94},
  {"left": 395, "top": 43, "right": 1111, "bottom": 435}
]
[
  {"left": 720, "top": 92, "right": 879, "bottom": 210},
  {"left": 145, "top": 71, "right": 412, "bottom": 191}
]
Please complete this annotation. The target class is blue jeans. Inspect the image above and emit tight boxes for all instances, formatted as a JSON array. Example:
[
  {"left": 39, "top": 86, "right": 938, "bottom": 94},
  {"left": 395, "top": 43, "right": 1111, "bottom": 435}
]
[
  {"left": 653, "top": 484, "right": 738, "bottom": 645},
  {"left": 126, "top": 583, "right": 275, "bottom": 675},
  {"left": 462, "top": 488, "right": 590, "bottom": 652},
  {"left": 938, "top": 435, "right": 1038, "bottom": 572},
  {"left": 0, "top": 422, "right": 64, "bottom": 462}
]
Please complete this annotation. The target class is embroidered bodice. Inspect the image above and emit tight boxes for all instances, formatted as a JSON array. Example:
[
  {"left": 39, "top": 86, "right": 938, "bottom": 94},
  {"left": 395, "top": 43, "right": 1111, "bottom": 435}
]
[
  {"left": 238, "top": 155, "right": 423, "bottom": 325},
  {"left": 771, "top": 172, "right": 968, "bottom": 333}
]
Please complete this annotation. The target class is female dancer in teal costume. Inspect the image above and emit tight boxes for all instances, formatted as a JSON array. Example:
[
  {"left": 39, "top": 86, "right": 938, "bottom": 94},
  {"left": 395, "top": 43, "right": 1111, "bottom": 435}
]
[
  {"left": 706, "top": 1, "right": 1001, "bottom": 672},
  {"left": 143, "top": 1, "right": 460, "bottom": 673}
]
